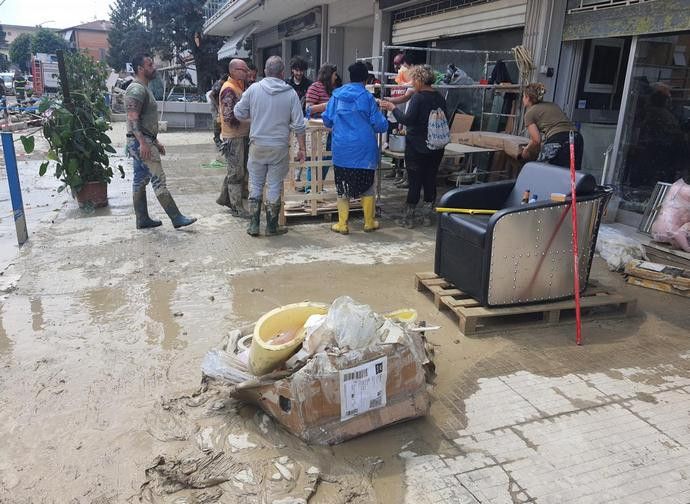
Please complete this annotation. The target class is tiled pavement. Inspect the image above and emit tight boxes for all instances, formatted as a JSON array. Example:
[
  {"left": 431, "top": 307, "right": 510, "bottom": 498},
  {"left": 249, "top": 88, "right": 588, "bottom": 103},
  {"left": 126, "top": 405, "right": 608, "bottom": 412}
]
[{"left": 404, "top": 347, "right": 690, "bottom": 504}]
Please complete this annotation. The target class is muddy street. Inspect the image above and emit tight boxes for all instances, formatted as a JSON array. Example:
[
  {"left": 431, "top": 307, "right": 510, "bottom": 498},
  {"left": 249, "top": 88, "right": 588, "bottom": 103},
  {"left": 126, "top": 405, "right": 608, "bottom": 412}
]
[{"left": 1, "top": 124, "right": 689, "bottom": 503}]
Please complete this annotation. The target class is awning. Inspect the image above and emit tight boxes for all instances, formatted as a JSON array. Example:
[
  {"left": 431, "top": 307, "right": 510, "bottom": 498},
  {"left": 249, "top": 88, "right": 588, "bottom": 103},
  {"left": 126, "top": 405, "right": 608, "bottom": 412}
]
[
  {"left": 217, "top": 23, "right": 258, "bottom": 60},
  {"left": 563, "top": 0, "right": 690, "bottom": 41}
]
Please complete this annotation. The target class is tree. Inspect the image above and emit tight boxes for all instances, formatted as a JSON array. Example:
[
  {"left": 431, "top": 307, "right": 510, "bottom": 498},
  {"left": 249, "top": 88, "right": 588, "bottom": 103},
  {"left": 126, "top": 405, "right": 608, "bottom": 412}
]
[
  {"left": 107, "top": 0, "right": 154, "bottom": 71},
  {"left": 138, "top": 0, "right": 225, "bottom": 93},
  {"left": 9, "top": 33, "right": 33, "bottom": 72},
  {"left": 31, "top": 28, "right": 68, "bottom": 55}
]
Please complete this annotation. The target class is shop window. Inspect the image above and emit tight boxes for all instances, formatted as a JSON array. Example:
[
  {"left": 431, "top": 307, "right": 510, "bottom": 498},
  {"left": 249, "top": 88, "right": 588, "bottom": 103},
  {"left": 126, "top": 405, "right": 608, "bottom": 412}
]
[
  {"left": 584, "top": 39, "right": 625, "bottom": 94},
  {"left": 262, "top": 44, "right": 282, "bottom": 74},
  {"left": 614, "top": 32, "right": 690, "bottom": 212},
  {"left": 291, "top": 35, "right": 320, "bottom": 81}
]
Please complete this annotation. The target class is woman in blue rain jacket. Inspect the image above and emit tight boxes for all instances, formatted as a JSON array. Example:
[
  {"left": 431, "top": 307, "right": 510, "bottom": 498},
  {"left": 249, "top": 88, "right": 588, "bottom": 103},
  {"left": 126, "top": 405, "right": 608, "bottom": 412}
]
[{"left": 322, "top": 61, "right": 388, "bottom": 234}]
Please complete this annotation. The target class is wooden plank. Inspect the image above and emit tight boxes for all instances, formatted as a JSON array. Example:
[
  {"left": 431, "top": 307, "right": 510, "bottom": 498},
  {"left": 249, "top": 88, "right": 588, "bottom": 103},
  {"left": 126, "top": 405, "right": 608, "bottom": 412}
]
[
  {"left": 441, "top": 297, "right": 480, "bottom": 308},
  {"left": 624, "top": 260, "right": 690, "bottom": 289},
  {"left": 627, "top": 276, "right": 690, "bottom": 298},
  {"left": 433, "top": 288, "right": 465, "bottom": 309},
  {"left": 415, "top": 273, "right": 634, "bottom": 336},
  {"left": 421, "top": 278, "right": 451, "bottom": 290},
  {"left": 439, "top": 296, "right": 479, "bottom": 312},
  {"left": 458, "top": 312, "right": 477, "bottom": 335},
  {"left": 544, "top": 310, "right": 561, "bottom": 324},
  {"left": 415, "top": 272, "right": 438, "bottom": 291},
  {"left": 459, "top": 293, "right": 631, "bottom": 320}
]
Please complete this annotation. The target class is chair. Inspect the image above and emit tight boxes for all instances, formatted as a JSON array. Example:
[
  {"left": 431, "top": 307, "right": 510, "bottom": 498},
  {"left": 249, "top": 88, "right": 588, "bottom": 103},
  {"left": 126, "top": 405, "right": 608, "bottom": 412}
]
[{"left": 434, "top": 162, "right": 611, "bottom": 307}]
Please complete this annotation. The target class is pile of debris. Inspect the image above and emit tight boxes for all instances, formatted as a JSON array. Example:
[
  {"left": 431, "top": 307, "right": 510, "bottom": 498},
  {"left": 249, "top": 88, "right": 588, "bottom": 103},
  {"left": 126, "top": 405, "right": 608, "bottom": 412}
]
[
  {"left": 201, "top": 296, "right": 435, "bottom": 445},
  {"left": 625, "top": 259, "right": 690, "bottom": 298}
]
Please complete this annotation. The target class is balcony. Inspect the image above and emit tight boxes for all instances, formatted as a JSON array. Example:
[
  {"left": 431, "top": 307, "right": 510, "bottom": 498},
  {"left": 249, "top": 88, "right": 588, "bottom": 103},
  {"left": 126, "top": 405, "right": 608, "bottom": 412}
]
[{"left": 203, "top": 0, "right": 244, "bottom": 28}]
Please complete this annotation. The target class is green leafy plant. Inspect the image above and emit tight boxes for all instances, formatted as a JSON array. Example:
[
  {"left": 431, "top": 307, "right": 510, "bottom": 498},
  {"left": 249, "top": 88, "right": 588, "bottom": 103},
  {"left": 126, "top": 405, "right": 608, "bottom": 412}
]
[{"left": 25, "top": 50, "right": 124, "bottom": 193}]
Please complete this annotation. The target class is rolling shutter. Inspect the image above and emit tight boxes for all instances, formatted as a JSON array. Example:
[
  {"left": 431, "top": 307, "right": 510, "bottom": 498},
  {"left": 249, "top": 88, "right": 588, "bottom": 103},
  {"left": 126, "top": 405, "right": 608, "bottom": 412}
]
[{"left": 392, "top": 0, "right": 527, "bottom": 44}]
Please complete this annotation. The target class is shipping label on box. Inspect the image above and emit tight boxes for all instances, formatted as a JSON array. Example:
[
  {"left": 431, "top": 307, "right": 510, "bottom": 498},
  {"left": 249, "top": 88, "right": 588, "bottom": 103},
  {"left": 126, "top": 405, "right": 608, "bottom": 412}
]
[{"left": 339, "top": 356, "right": 388, "bottom": 421}]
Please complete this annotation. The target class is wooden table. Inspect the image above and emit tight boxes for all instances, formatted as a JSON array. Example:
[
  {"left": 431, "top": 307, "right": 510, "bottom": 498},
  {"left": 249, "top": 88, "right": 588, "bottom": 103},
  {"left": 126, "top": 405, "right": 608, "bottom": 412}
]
[{"left": 444, "top": 143, "right": 502, "bottom": 186}]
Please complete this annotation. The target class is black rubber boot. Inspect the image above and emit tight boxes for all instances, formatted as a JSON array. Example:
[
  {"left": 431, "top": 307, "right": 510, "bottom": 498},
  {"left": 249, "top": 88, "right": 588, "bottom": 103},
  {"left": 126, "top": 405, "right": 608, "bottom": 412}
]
[
  {"left": 156, "top": 190, "right": 197, "bottom": 229},
  {"left": 397, "top": 204, "right": 416, "bottom": 228},
  {"left": 133, "top": 187, "right": 162, "bottom": 229},
  {"left": 216, "top": 176, "right": 231, "bottom": 207},
  {"left": 247, "top": 198, "right": 261, "bottom": 236},
  {"left": 265, "top": 201, "right": 288, "bottom": 236}
]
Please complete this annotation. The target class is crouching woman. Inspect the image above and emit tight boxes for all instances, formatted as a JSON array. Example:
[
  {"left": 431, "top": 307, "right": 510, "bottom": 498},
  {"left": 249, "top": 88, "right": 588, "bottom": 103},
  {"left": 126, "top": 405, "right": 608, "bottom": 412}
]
[{"left": 322, "top": 61, "right": 388, "bottom": 234}]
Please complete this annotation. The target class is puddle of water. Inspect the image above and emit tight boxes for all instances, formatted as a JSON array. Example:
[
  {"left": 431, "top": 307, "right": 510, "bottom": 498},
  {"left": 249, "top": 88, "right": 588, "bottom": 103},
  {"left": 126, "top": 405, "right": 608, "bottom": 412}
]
[
  {"left": 84, "top": 287, "right": 127, "bottom": 321},
  {"left": 30, "top": 297, "right": 44, "bottom": 331},
  {"left": 146, "top": 279, "right": 186, "bottom": 350}
]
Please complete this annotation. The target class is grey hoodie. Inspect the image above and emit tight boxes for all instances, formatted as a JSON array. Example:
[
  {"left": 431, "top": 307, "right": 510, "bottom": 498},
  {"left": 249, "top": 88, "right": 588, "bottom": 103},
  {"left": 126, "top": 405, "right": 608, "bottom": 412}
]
[{"left": 234, "top": 77, "right": 306, "bottom": 148}]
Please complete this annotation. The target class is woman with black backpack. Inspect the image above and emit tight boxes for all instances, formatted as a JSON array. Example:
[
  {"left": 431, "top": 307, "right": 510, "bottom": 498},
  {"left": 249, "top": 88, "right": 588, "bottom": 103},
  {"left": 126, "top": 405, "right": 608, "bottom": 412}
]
[{"left": 380, "top": 65, "right": 448, "bottom": 227}]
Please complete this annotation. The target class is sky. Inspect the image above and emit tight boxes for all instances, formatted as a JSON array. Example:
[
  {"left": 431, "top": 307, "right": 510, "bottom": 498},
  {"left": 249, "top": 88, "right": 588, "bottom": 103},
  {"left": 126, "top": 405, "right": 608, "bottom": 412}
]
[{"left": 0, "top": 0, "right": 115, "bottom": 29}]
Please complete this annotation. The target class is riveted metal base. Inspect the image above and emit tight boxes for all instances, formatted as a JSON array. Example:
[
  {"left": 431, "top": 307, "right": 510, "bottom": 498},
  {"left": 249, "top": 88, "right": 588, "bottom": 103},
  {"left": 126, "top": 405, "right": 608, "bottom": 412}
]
[{"left": 488, "top": 200, "right": 602, "bottom": 306}]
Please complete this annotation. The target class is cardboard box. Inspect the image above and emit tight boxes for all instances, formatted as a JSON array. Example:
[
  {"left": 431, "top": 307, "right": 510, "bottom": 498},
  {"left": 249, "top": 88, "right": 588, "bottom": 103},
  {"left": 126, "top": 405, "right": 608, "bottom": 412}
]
[
  {"left": 232, "top": 335, "right": 432, "bottom": 445},
  {"left": 450, "top": 113, "right": 474, "bottom": 135},
  {"left": 453, "top": 131, "right": 528, "bottom": 160}
]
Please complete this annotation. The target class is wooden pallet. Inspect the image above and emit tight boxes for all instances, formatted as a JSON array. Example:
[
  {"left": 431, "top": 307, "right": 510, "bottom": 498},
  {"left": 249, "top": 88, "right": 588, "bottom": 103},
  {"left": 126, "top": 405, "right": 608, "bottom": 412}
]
[{"left": 415, "top": 272, "right": 637, "bottom": 335}]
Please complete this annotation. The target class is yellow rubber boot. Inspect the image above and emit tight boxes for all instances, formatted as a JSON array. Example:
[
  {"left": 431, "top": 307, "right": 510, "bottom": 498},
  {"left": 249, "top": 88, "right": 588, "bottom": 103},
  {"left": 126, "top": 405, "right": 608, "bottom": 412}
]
[
  {"left": 362, "top": 196, "right": 379, "bottom": 232},
  {"left": 331, "top": 198, "right": 350, "bottom": 234}
]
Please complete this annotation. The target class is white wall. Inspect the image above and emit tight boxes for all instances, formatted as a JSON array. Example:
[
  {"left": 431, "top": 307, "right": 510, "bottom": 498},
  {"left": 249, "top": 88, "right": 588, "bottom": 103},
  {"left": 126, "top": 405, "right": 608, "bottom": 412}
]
[
  {"left": 329, "top": 0, "right": 375, "bottom": 27},
  {"left": 343, "top": 26, "right": 373, "bottom": 72}
]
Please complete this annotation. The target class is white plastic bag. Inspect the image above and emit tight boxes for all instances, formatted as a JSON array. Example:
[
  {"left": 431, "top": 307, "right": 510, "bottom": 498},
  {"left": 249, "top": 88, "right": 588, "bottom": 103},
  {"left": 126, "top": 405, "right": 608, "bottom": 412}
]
[
  {"left": 301, "top": 314, "right": 332, "bottom": 355},
  {"left": 650, "top": 179, "right": 690, "bottom": 252},
  {"left": 326, "top": 296, "right": 380, "bottom": 350},
  {"left": 595, "top": 225, "right": 647, "bottom": 271},
  {"left": 201, "top": 349, "right": 252, "bottom": 384}
]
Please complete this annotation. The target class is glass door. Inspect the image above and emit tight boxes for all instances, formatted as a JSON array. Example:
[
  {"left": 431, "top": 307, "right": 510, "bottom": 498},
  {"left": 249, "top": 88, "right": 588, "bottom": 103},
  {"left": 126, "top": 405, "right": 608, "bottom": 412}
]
[
  {"left": 613, "top": 32, "right": 690, "bottom": 212},
  {"left": 291, "top": 35, "right": 321, "bottom": 80},
  {"left": 262, "top": 44, "right": 283, "bottom": 74}
]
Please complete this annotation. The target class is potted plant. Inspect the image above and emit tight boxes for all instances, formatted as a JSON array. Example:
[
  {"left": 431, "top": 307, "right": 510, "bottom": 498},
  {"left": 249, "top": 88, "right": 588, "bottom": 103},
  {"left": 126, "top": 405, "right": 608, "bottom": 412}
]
[{"left": 24, "top": 50, "right": 123, "bottom": 208}]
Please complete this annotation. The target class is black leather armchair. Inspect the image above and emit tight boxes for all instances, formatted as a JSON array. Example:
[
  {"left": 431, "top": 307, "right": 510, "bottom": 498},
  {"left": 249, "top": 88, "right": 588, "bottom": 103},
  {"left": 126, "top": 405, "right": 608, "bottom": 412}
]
[{"left": 435, "top": 162, "right": 611, "bottom": 307}]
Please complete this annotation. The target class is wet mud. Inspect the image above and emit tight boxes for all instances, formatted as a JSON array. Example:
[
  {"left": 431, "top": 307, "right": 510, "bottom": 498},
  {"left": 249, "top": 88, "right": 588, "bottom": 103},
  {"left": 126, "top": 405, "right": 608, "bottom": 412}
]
[{"left": 2, "top": 123, "right": 689, "bottom": 503}]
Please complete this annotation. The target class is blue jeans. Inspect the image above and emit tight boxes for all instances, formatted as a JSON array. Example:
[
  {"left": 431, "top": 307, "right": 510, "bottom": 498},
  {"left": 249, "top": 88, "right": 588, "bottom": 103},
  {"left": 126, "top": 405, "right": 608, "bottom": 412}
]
[{"left": 128, "top": 138, "right": 167, "bottom": 195}]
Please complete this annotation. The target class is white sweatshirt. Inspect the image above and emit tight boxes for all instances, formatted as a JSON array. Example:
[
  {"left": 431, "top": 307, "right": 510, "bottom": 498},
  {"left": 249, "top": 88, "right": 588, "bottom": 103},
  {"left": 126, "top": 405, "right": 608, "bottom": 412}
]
[{"left": 234, "top": 77, "right": 306, "bottom": 148}]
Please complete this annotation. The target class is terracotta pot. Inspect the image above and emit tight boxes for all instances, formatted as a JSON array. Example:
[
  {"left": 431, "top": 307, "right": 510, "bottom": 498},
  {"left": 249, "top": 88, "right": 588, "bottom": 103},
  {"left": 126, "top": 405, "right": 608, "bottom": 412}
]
[{"left": 75, "top": 181, "right": 108, "bottom": 208}]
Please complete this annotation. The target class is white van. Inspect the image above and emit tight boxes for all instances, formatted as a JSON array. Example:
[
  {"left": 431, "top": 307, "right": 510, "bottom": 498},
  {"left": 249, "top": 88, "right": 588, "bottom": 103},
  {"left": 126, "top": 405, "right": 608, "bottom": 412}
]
[{"left": 0, "top": 73, "right": 14, "bottom": 94}]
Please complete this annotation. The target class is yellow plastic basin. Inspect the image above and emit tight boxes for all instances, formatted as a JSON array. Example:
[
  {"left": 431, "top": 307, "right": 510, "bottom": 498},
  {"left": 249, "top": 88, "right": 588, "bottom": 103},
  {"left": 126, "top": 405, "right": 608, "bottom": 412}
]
[
  {"left": 383, "top": 308, "right": 418, "bottom": 324},
  {"left": 249, "top": 302, "right": 328, "bottom": 376}
]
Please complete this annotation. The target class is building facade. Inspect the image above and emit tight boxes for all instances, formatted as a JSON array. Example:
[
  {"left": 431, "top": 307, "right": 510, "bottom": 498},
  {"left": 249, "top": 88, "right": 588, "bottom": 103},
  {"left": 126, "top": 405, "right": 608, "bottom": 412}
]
[
  {"left": 203, "top": 0, "right": 690, "bottom": 224},
  {"left": 60, "top": 20, "right": 112, "bottom": 63},
  {"left": 0, "top": 24, "right": 59, "bottom": 59}
]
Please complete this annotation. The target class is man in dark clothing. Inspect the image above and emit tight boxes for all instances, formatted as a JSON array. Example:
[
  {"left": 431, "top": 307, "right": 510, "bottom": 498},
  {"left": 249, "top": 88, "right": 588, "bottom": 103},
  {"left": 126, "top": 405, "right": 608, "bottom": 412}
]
[
  {"left": 13, "top": 71, "right": 26, "bottom": 102},
  {"left": 0, "top": 79, "right": 6, "bottom": 121},
  {"left": 208, "top": 73, "right": 228, "bottom": 149},
  {"left": 286, "top": 56, "right": 312, "bottom": 111}
]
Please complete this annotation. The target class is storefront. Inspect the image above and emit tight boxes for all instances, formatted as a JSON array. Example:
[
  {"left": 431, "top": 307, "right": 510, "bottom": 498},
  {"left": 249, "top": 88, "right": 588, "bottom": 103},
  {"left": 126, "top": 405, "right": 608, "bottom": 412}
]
[
  {"left": 382, "top": 0, "right": 527, "bottom": 126},
  {"left": 252, "top": 7, "right": 324, "bottom": 80},
  {"left": 559, "top": 0, "right": 690, "bottom": 219}
]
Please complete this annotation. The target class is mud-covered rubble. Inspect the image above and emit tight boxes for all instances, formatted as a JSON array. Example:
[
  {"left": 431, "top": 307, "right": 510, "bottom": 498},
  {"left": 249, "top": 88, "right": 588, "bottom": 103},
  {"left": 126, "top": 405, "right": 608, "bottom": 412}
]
[{"left": 137, "top": 382, "right": 380, "bottom": 503}]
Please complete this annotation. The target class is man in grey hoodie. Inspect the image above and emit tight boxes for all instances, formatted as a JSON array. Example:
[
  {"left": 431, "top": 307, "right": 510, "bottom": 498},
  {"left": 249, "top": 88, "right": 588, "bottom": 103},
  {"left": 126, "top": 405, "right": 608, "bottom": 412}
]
[{"left": 234, "top": 56, "right": 307, "bottom": 236}]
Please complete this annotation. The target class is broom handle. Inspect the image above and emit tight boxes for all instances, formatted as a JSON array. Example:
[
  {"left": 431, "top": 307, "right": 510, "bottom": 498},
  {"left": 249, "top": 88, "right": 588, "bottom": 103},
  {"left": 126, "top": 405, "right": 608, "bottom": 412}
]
[
  {"left": 435, "top": 207, "right": 497, "bottom": 215},
  {"left": 569, "top": 130, "right": 583, "bottom": 346}
]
